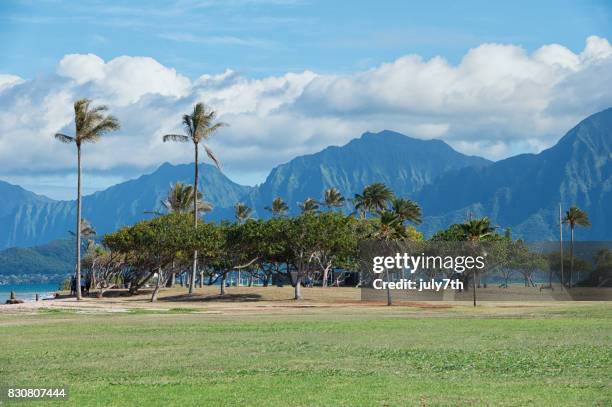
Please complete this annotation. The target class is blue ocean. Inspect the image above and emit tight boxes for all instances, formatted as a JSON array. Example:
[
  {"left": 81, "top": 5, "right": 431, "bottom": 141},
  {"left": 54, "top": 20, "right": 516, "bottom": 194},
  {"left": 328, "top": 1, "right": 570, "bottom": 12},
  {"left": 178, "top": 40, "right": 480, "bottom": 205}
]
[{"left": 0, "top": 283, "right": 60, "bottom": 302}]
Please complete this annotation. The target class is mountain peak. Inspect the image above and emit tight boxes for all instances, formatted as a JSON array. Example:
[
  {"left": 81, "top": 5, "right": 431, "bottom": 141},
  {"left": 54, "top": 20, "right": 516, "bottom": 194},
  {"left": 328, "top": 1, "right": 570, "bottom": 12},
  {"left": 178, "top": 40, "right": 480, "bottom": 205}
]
[
  {"left": 552, "top": 106, "right": 612, "bottom": 151},
  {"left": 249, "top": 128, "right": 491, "bottom": 216}
]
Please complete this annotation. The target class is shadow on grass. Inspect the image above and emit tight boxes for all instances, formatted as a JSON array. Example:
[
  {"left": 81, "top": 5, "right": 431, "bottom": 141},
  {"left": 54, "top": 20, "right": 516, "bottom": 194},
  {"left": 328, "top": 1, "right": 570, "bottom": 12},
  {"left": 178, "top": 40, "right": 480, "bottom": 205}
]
[{"left": 160, "top": 293, "right": 264, "bottom": 303}]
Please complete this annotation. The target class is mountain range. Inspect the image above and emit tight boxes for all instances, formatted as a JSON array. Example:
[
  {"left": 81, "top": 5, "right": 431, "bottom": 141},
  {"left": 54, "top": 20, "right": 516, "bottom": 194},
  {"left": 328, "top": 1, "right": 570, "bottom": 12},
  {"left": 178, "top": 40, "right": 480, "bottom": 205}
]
[{"left": 0, "top": 107, "right": 610, "bottom": 251}]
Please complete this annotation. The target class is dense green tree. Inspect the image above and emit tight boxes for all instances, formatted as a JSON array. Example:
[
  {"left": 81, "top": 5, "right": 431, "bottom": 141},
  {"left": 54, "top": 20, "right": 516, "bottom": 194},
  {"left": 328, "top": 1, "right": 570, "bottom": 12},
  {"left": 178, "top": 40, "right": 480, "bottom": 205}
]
[
  {"left": 591, "top": 249, "right": 612, "bottom": 287},
  {"left": 104, "top": 213, "right": 194, "bottom": 300}
]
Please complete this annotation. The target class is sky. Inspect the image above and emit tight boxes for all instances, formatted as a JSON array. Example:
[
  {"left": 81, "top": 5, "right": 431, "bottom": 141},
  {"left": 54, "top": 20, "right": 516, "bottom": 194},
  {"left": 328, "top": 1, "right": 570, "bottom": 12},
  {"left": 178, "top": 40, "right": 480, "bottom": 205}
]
[{"left": 1, "top": 0, "right": 612, "bottom": 199}]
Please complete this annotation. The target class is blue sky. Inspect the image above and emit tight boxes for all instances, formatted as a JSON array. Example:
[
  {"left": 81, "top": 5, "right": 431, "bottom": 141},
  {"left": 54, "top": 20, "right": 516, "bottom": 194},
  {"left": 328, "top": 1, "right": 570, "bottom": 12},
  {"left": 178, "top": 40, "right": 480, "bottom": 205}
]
[
  {"left": 2, "top": 0, "right": 610, "bottom": 80},
  {"left": 0, "top": 1, "right": 612, "bottom": 199}
]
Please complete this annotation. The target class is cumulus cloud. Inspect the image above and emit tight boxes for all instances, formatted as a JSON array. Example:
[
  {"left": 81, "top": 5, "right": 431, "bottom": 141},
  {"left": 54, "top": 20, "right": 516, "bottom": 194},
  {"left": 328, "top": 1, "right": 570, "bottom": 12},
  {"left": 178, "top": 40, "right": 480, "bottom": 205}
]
[
  {"left": 57, "top": 54, "right": 191, "bottom": 105},
  {"left": 0, "top": 36, "right": 611, "bottom": 198},
  {"left": 0, "top": 74, "right": 24, "bottom": 92}
]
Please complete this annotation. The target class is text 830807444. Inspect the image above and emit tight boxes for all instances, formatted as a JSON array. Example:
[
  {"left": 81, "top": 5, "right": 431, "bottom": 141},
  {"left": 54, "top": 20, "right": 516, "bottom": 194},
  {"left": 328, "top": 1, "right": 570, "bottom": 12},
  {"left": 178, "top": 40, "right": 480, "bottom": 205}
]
[{"left": 1, "top": 387, "right": 68, "bottom": 402}]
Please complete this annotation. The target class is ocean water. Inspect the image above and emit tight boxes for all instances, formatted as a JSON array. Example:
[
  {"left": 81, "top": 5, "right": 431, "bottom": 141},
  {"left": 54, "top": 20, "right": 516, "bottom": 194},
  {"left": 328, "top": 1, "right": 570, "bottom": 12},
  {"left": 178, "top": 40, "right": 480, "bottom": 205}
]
[{"left": 0, "top": 283, "right": 61, "bottom": 302}]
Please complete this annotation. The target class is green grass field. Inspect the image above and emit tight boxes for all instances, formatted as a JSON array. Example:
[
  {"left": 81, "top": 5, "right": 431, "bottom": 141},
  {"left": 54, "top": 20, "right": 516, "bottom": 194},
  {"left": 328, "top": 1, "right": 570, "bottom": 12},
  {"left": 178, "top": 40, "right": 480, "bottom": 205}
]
[{"left": 1, "top": 301, "right": 611, "bottom": 406}]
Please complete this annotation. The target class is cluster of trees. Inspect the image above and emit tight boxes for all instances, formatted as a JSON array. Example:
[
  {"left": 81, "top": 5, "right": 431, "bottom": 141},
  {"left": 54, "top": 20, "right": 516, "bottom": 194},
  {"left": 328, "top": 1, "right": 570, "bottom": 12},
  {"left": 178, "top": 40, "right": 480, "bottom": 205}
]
[
  {"left": 84, "top": 180, "right": 427, "bottom": 302},
  {"left": 55, "top": 98, "right": 601, "bottom": 304}
]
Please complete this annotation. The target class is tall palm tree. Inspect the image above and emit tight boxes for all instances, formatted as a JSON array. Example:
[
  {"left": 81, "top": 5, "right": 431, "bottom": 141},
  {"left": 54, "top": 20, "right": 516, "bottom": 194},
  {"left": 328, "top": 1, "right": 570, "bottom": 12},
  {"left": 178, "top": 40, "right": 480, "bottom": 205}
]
[
  {"left": 322, "top": 187, "right": 345, "bottom": 210},
  {"left": 563, "top": 206, "right": 591, "bottom": 287},
  {"left": 54, "top": 99, "right": 120, "bottom": 300},
  {"left": 162, "top": 102, "right": 226, "bottom": 294},
  {"left": 459, "top": 217, "right": 495, "bottom": 306},
  {"left": 234, "top": 202, "right": 253, "bottom": 224},
  {"left": 265, "top": 197, "right": 289, "bottom": 217},
  {"left": 353, "top": 183, "right": 394, "bottom": 219},
  {"left": 299, "top": 197, "right": 320, "bottom": 213},
  {"left": 391, "top": 197, "right": 422, "bottom": 225}
]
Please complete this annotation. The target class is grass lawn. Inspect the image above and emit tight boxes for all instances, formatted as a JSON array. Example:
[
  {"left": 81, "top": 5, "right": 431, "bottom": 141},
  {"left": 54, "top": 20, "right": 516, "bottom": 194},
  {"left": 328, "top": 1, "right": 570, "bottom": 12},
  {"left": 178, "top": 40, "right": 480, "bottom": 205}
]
[{"left": 0, "top": 290, "right": 611, "bottom": 406}]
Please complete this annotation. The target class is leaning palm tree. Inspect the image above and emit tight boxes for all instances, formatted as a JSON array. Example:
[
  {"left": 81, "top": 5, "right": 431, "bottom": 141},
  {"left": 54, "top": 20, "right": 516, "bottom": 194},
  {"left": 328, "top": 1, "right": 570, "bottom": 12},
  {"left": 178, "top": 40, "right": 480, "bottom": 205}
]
[
  {"left": 391, "top": 197, "right": 422, "bottom": 225},
  {"left": 563, "top": 206, "right": 591, "bottom": 287},
  {"left": 322, "top": 187, "right": 345, "bottom": 210},
  {"left": 299, "top": 197, "right": 320, "bottom": 213},
  {"left": 265, "top": 197, "right": 289, "bottom": 217},
  {"left": 162, "top": 103, "right": 226, "bottom": 294},
  {"left": 234, "top": 202, "right": 253, "bottom": 224},
  {"left": 55, "top": 99, "right": 120, "bottom": 300},
  {"left": 353, "top": 183, "right": 394, "bottom": 218}
]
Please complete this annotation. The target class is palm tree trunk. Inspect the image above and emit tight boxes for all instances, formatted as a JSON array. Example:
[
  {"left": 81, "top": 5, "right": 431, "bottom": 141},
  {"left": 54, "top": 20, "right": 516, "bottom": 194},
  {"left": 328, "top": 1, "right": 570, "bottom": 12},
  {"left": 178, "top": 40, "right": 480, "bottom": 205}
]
[
  {"left": 75, "top": 144, "right": 82, "bottom": 301},
  {"left": 569, "top": 226, "right": 574, "bottom": 288},
  {"left": 472, "top": 272, "right": 477, "bottom": 307},
  {"left": 190, "top": 143, "right": 199, "bottom": 295},
  {"left": 385, "top": 268, "right": 392, "bottom": 306}
]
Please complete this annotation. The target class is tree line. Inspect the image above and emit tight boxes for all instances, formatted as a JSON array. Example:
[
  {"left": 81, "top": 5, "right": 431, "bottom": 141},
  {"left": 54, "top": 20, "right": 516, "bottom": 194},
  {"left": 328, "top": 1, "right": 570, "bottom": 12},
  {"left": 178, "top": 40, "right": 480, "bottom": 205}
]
[{"left": 55, "top": 98, "right": 603, "bottom": 302}]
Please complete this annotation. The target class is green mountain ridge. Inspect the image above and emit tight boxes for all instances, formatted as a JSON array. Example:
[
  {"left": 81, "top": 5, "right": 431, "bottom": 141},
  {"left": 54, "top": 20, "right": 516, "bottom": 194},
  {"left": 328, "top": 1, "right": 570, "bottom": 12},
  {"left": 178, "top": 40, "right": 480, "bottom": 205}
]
[
  {"left": 0, "top": 108, "right": 611, "bottom": 257},
  {"left": 415, "top": 107, "right": 612, "bottom": 239}
]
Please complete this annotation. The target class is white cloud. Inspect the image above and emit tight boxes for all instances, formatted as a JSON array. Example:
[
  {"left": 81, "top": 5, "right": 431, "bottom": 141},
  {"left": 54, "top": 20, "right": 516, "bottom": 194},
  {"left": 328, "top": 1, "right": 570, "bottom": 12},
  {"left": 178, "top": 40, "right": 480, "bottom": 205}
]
[
  {"left": 57, "top": 54, "right": 192, "bottom": 105},
  {"left": 0, "top": 36, "right": 611, "bottom": 199},
  {"left": 0, "top": 74, "right": 24, "bottom": 92}
]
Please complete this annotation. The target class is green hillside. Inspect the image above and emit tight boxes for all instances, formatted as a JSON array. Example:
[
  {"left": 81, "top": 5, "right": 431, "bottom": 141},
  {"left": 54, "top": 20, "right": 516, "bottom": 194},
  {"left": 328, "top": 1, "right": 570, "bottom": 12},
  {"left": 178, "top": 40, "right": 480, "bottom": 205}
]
[{"left": 0, "top": 239, "right": 74, "bottom": 283}]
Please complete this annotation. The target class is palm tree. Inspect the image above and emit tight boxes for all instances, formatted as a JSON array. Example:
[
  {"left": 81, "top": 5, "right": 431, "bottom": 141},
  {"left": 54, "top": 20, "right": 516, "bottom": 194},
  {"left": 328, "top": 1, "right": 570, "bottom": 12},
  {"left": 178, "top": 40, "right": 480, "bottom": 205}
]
[
  {"left": 54, "top": 99, "right": 120, "bottom": 300},
  {"left": 69, "top": 218, "right": 97, "bottom": 264},
  {"left": 563, "top": 206, "right": 591, "bottom": 287},
  {"left": 459, "top": 217, "right": 495, "bottom": 241},
  {"left": 373, "top": 210, "right": 407, "bottom": 306},
  {"left": 353, "top": 183, "right": 394, "bottom": 218},
  {"left": 391, "top": 197, "right": 422, "bottom": 225},
  {"left": 459, "top": 217, "right": 495, "bottom": 306},
  {"left": 149, "top": 182, "right": 212, "bottom": 215},
  {"left": 323, "top": 187, "right": 345, "bottom": 210},
  {"left": 265, "top": 197, "right": 289, "bottom": 217},
  {"left": 299, "top": 197, "right": 319, "bottom": 213},
  {"left": 69, "top": 218, "right": 97, "bottom": 240},
  {"left": 162, "top": 102, "right": 226, "bottom": 294},
  {"left": 235, "top": 202, "right": 253, "bottom": 224},
  {"left": 374, "top": 211, "right": 407, "bottom": 241}
]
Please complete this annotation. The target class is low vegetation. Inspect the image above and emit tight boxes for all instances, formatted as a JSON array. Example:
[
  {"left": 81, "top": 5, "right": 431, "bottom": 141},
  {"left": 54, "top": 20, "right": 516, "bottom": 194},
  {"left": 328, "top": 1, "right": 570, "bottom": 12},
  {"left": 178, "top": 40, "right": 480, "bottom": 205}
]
[{"left": 0, "top": 302, "right": 610, "bottom": 406}]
